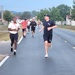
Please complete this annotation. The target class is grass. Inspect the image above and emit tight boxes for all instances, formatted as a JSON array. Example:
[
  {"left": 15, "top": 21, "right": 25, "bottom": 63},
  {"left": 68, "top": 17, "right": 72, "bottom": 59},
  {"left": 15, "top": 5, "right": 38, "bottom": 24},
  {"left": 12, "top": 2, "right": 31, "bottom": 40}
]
[
  {"left": 0, "top": 32, "right": 9, "bottom": 41},
  {"left": 57, "top": 25, "right": 75, "bottom": 31},
  {"left": 0, "top": 25, "right": 8, "bottom": 30},
  {"left": 0, "top": 31, "right": 22, "bottom": 41}
]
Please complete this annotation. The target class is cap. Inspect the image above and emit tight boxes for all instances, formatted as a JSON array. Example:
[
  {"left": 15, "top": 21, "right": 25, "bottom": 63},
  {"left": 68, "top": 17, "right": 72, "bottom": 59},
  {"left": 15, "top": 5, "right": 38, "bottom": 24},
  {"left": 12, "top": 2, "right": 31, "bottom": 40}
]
[{"left": 44, "top": 14, "right": 50, "bottom": 18}]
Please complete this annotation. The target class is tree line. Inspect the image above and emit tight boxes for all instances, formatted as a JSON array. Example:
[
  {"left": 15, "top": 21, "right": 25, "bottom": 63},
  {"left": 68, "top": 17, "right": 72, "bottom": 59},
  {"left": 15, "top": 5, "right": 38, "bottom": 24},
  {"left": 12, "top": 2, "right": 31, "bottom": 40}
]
[{"left": 3, "top": 3, "right": 75, "bottom": 22}]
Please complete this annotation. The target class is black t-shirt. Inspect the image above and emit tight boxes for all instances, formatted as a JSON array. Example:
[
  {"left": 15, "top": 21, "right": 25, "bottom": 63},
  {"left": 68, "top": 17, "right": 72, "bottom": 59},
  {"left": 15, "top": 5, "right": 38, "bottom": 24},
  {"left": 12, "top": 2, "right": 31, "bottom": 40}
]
[
  {"left": 30, "top": 21, "right": 37, "bottom": 28},
  {"left": 43, "top": 20, "right": 55, "bottom": 35}
]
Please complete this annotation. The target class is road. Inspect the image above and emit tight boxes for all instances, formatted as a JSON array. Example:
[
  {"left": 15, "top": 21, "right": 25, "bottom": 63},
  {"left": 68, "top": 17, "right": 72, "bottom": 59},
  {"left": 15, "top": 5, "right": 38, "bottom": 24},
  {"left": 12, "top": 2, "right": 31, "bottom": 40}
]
[{"left": 0, "top": 27, "right": 75, "bottom": 75}]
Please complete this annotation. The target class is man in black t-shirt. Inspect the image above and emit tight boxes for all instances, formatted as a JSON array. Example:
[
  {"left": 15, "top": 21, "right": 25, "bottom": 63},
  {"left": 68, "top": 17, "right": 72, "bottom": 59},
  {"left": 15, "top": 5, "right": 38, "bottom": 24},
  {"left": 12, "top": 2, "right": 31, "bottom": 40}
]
[
  {"left": 30, "top": 19, "right": 37, "bottom": 37},
  {"left": 40, "top": 14, "right": 57, "bottom": 58}
]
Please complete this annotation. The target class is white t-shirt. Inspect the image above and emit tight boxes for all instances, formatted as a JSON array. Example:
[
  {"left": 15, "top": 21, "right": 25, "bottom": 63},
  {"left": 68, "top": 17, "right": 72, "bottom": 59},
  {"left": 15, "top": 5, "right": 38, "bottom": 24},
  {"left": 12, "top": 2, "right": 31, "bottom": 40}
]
[
  {"left": 27, "top": 21, "right": 30, "bottom": 26},
  {"left": 8, "top": 22, "right": 20, "bottom": 34}
]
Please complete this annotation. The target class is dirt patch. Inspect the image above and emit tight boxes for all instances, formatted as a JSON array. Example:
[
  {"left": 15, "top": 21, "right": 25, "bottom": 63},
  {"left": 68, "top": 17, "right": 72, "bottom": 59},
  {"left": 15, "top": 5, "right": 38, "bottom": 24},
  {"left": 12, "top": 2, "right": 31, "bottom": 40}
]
[
  {"left": 57, "top": 25, "right": 75, "bottom": 31},
  {"left": 0, "top": 55, "right": 7, "bottom": 62}
]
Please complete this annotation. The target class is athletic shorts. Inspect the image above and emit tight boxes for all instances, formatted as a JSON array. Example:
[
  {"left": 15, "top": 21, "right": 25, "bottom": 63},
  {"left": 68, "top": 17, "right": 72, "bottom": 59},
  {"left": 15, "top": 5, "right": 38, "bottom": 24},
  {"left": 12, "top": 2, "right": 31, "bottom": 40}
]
[
  {"left": 10, "top": 33, "right": 18, "bottom": 42},
  {"left": 27, "top": 26, "right": 30, "bottom": 29},
  {"left": 43, "top": 34, "right": 52, "bottom": 43},
  {"left": 22, "top": 28, "right": 26, "bottom": 32},
  {"left": 31, "top": 27, "right": 35, "bottom": 32}
]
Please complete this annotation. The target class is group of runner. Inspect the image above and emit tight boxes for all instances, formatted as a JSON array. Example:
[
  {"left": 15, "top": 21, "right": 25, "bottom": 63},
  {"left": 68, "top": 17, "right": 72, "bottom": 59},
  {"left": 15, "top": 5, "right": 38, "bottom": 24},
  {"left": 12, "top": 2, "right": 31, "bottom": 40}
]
[
  {"left": 20, "top": 18, "right": 37, "bottom": 38},
  {"left": 8, "top": 14, "right": 57, "bottom": 58}
]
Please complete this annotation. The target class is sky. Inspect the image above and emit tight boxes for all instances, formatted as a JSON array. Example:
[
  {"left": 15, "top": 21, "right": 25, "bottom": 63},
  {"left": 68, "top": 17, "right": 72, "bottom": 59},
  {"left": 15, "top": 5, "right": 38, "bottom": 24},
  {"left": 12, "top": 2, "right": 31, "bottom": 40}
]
[{"left": 0, "top": 0, "right": 73, "bottom": 12}]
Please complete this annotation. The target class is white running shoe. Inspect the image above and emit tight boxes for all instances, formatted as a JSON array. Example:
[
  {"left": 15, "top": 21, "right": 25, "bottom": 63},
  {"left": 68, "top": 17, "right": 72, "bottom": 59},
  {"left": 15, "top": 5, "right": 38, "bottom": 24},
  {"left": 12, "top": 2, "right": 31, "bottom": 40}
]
[{"left": 45, "top": 54, "right": 48, "bottom": 58}]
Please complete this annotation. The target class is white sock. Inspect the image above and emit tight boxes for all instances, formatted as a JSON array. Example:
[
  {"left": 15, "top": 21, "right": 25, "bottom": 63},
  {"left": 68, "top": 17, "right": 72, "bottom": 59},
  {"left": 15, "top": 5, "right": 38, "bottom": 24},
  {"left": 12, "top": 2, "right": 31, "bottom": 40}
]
[{"left": 14, "top": 50, "right": 16, "bottom": 52}]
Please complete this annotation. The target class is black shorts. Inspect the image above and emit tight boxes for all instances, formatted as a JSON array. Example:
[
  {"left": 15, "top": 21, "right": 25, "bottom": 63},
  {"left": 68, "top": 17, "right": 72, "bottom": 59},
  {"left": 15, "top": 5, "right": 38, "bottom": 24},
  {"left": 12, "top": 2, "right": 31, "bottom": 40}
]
[
  {"left": 31, "top": 27, "right": 35, "bottom": 32},
  {"left": 22, "top": 28, "right": 26, "bottom": 32},
  {"left": 10, "top": 33, "right": 18, "bottom": 42},
  {"left": 27, "top": 26, "right": 30, "bottom": 29},
  {"left": 43, "top": 34, "right": 52, "bottom": 43}
]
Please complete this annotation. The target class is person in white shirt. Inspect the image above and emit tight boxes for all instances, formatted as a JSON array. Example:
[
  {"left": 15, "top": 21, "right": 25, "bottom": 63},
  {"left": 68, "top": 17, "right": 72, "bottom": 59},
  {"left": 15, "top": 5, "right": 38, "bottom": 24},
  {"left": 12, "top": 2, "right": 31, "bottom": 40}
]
[
  {"left": 8, "top": 17, "right": 20, "bottom": 55},
  {"left": 27, "top": 19, "right": 30, "bottom": 33}
]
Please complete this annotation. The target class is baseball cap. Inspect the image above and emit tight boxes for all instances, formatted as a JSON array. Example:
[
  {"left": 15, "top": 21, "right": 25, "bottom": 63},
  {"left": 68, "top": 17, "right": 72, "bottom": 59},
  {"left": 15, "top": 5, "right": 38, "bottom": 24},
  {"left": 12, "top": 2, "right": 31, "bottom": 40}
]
[{"left": 44, "top": 14, "right": 50, "bottom": 18}]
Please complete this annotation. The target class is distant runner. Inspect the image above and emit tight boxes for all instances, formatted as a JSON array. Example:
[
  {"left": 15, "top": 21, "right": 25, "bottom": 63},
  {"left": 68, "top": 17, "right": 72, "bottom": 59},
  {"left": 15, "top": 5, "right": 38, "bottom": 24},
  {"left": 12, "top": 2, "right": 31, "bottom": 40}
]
[
  {"left": 40, "top": 14, "right": 57, "bottom": 58},
  {"left": 30, "top": 19, "right": 37, "bottom": 37},
  {"left": 27, "top": 19, "right": 30, "bottom": 33},
  {"left": 8, "top": 17, "right": 20, "bottom": 55},
  {"left": 21, "top": 19, "right": 28, "bottom": 38}
]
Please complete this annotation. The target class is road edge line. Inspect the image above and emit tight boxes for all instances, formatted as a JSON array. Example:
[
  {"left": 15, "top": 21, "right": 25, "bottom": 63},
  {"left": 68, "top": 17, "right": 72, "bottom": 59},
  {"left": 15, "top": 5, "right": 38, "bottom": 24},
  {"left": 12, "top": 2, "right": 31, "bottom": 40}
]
[
  {"left": 17, "top": 36, "right": 23, "bottom": 44},
  {"left": 0, "top": 36, "right": 23, "bottom": 67},
  {"left": 0, "top": 56, "right": 9, "bottom": 67}
]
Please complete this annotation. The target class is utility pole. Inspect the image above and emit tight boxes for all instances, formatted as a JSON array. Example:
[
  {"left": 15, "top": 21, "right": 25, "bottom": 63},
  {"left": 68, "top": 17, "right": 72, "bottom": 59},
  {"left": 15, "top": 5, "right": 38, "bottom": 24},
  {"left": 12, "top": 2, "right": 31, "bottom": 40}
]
[{"left": 0, "top": 5, "right": 3, "bottom": 22}]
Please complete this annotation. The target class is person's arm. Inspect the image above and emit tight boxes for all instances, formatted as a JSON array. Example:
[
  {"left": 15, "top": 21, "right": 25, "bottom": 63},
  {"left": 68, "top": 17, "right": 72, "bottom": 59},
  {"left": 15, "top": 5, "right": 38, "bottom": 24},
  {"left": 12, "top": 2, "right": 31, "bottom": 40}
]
[
  {"left": 39, "top": 25, "right": 44, "bottom": 32},
  {"left": 8, "top": 28, "right": 17, "bottom": 31},
  {"left": 8, "top": 23, "right": 20, "bottom": 31},
  {"left": 47, "top": 21, "right": 57, "bottom": 31},
  {"left": 47, "top": 25, "right": 57, "bottom": 31}
]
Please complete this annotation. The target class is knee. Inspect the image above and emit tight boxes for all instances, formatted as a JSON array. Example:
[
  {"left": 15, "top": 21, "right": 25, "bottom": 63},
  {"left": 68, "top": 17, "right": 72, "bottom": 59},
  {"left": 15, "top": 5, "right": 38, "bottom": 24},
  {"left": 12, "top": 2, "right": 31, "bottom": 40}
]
[
  {"left": 14, "top": 40, "right": 17, "bottom": 44},
  {"left": 44, "top": 41, "right": 48, "bottom": 46}
]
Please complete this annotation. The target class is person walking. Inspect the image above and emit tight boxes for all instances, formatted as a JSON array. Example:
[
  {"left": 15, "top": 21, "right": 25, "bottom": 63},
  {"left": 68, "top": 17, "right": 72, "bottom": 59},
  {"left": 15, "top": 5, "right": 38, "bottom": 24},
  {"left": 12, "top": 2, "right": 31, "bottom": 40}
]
[
  {"left": 8, "top": 17, "right": 20, "bottom": 55},
  {"left": 40, "top": 14, "right": 57, "bottom": 58}
]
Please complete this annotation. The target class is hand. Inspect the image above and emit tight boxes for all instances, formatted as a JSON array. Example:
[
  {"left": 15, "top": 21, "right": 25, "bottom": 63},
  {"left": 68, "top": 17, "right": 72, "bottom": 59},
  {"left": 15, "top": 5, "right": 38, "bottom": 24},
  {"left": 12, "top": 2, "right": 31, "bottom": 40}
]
[
  {"left": 47, "top": 27, "right": 52, "bottom": 31},
  {"left": 39, "top": 29, "right": 42, "bottom": 32}
]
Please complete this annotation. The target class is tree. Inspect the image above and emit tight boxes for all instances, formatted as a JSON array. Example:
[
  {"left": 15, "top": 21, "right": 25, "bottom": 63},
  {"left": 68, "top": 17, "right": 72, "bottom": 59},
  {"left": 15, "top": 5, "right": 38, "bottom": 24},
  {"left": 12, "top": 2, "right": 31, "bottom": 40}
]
[
  {"left": 31, "top": 10, "right": 39, "bottom": 17},
  {"left": 50, "top": 7, "right": 64, "bottom": 21},
  {"left": 37, "top": 9, "right": 50, "bottom": 21},
  {"left": 3, "top": 10, "right": 14, "bottom": 22},
  {"left": 57, "top": 4, "right": 71, "bottom": 20},
  {"left": 71, "top": 1, "right": 75, "bottom": 20},
  {"left": 20, "top": 11, "right": 31, "bottom": 19}
]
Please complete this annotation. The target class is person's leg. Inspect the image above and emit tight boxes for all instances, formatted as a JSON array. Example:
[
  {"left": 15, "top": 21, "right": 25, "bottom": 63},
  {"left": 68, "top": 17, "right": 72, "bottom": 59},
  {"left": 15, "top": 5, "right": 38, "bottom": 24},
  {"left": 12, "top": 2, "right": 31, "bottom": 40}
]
[
  {"left": 23, "top": 29, "right": 26, "bottom": 38},
  {"left": 44, "top": 41, "right": 49, "bottom": 55},
  {"left": 48, "top": 35, "right": 52, "bottom": 48},
  {"left": 28, "top": 26, "right": 30, "bottom": 32},
  {"left": 13, "top": 33, "right": 18, "bottom": 55},
  {"left": 10, "top": 33, "right": 14, "bottom": 52},
  {"left": 32, "top": 31, "right": 34, "bottom": 37},
  {"left": 22, "top": 29, "right": 24, "bottom": 37}
]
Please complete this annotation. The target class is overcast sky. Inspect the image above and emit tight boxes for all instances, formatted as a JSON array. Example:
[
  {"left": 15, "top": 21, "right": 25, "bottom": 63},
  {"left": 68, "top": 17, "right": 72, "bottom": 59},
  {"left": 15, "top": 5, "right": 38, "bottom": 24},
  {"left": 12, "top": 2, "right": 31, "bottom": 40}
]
[{"left": 0, "top": 0, "right": 73, "bottom": 12}]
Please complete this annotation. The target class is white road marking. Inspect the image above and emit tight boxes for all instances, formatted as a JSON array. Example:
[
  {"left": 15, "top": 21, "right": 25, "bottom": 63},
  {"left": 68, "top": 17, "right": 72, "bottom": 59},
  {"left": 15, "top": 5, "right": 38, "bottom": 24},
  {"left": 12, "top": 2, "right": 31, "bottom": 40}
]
[
  {"left": 17, "top": 36, "right": 23, "bottom": 44},
  {"left": 65, "top": 41, "right": 67, "bottom": 42},
  {"left": 0, "top": 36, "right": 23, "bottom": 67},
  {"left": 0, "top": 56, "right": 9, "bottom": 67},
  {"left": 73, "top": 47, "right": 75, "bottom": 49}
]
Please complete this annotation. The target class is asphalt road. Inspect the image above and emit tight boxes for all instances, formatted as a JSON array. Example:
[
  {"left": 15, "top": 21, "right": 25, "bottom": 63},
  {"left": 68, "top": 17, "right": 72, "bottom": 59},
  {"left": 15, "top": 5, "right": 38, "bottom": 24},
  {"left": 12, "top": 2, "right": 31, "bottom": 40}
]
[{"left": 0, "top": 27, "right": 75, "bottom": 75}]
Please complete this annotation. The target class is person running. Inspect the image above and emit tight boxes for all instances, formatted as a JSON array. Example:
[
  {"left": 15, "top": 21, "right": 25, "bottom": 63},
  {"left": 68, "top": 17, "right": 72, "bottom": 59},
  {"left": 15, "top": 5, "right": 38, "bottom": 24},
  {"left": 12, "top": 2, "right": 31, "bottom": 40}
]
[
  {"left": 21, "top": 19, "right": 28, "bottom": 38},
  {"left": 8, "top": 17, "right": 20, "bottom": 55},
  {"left": 40, "top": 14, "right": 57, "bottom": 58},
  {"left": 27, "top": 19, "right": 30, "bottom": 33},
  {"left": 30, "top": 18, "right": 37, "bottom": 37}
]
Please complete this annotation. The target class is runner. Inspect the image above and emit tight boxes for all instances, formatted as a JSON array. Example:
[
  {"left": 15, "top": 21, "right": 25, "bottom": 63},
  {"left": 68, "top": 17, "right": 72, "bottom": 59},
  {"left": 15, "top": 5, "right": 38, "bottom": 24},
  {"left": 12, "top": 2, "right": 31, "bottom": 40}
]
[
  {"left": 30, "top": 18, "right": 37, "bottom": 37},
  {"left": 21, "top": 19, "right": 28, "bottom": 38},
  {"left": 8, "top": 17, "right": 20, "bottom": 55},
  {"left": 40, "top": 14, "right": 57, "bottom": 58},
  {"left": 27, "top": 19, "right": 30, "bottom": 33}
]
